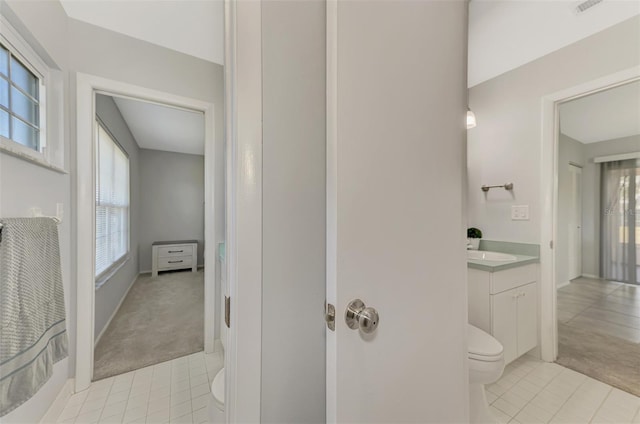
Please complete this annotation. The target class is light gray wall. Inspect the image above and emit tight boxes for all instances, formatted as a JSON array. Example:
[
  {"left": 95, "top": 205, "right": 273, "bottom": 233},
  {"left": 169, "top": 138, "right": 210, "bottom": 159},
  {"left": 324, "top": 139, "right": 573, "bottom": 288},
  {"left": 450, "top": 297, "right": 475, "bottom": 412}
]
[
  {"left": 261, "top": 1, "right": 326, "bottom": 422},
  {"left": 555, "top": 133, "right": 640, "bottom": 283},
  {"left": 0, "top": 2, "right": 72, "bottom": 422},
  {"left": 0, "top": 2, "right": 225, "bottom": 421},
  {"left": 467, "top": 16, "right": 640, "bottom": 244},
  {"left": 94, "top": 94, "right": 141, "bottom": 341},
  {"left": 581, "top": 134, "right": 640, "bottom": 277},
  {"left": 556, "top": 134, "right": 585, "bottom": 285},
  {"left": 138, "top": 149, "right": 205, "bottom": 272}
]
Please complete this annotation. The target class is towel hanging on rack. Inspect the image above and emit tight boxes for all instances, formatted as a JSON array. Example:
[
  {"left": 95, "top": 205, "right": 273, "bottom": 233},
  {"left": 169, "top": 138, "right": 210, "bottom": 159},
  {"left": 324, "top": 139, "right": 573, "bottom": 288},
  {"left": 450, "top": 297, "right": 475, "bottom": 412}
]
[{"left": 0, "top": 217, "right": 68, "bottom": 417}]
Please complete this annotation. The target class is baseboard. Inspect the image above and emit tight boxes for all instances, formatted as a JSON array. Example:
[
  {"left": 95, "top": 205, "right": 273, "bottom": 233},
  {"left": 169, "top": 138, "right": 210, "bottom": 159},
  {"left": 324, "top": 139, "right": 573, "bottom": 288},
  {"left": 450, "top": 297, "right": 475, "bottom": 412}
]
[
  {"left": 581, "top": 274, "right": 600, "bottom": 280},
  {"left": 40, "top": 378, "right": 74, "bottom": 424},
  {"left": 94, "top": 273, "right": 139, "bottom": 348},
  {"left": 556, "top": 280, "right": 570, "bottom": 289}
]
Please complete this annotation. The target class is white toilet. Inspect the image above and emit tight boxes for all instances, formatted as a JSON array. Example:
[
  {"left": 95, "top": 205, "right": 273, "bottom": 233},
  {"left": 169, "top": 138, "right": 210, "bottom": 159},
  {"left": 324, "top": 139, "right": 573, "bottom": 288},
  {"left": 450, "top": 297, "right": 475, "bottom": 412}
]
[
  {"left": 468, "top": 324, "right": 505, "bottom": 424},
  {"left": 209, "top": 367, "right": 225, "bottom": 422},
  {"left": 210, "top": 244, "right": 227, "bottom": 423}
]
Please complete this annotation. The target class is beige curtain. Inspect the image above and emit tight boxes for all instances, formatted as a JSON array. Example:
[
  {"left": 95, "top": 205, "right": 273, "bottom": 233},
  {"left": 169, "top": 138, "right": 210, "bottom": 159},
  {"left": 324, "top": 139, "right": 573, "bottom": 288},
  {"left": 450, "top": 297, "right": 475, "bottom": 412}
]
[{"left": 601, "top": 159, "right": 639, "bottom": 284}]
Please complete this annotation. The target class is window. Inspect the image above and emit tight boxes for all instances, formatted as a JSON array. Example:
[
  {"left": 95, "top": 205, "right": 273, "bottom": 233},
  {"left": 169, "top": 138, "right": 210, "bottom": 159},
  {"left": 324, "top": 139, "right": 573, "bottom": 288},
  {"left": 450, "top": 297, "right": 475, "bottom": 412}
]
[
  {"left": 95, "top": 121, "right": 130, "bottom": 285},
  {"left": 0, "top": 15, "right": 66, "bottom": 172},
  {"left": 0, "top": 39, "right": 45, "bottom": 152}
]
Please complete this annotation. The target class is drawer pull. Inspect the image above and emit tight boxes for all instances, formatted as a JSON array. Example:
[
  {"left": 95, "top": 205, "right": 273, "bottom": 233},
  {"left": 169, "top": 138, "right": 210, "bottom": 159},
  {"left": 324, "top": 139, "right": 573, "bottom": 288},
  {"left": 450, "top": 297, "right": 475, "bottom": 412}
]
[
  {"left": 168, "top": 250, "right": 184, "bottom": 253},
  {"left": 168, "top": 260, "right": 184, "bottom": 264}
]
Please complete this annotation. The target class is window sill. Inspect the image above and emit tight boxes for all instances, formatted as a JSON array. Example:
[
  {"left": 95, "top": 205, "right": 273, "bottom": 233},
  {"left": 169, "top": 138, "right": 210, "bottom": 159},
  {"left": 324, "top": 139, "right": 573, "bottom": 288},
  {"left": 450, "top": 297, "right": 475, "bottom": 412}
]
[
  {"left": 0, "top": 138, "right": 68, "bottom": 174},
  {"left": 96, "top": 255, "right": 130, "bottom": 290}
]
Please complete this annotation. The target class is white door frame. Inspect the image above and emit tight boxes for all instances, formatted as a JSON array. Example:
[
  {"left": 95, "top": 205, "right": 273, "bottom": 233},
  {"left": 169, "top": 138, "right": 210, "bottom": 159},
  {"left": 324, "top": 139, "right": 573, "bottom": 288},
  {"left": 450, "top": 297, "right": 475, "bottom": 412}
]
[
  {"left": 568, "top": 163, "right": 583, "bottom": 281},
  {"left": 223, "top": 0, "right": 263, "bottom": 422},
  {"left": 75, "top": 73, "right": 217, "bottom": 392},
  {"left": 539, "top": 66, "right": 640, "bottom": 362}
]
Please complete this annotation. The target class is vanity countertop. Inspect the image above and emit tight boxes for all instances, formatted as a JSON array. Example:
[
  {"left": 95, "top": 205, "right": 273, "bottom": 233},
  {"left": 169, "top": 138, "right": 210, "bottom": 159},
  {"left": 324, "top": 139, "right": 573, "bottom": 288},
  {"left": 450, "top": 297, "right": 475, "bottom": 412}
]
[
  {"left": 467, "top": 253, "right": 539, "bottom": 272},
  {"left": 467, "top": 240, "right": 540, "bottom": 272}
]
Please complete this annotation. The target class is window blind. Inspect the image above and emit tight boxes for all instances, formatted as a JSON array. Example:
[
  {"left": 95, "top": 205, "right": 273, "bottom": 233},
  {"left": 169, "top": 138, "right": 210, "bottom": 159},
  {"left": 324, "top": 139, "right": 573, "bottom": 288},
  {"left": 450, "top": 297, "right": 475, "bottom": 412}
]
[{"left": 95, "top": 121, "right": 129, "bottom": 282}]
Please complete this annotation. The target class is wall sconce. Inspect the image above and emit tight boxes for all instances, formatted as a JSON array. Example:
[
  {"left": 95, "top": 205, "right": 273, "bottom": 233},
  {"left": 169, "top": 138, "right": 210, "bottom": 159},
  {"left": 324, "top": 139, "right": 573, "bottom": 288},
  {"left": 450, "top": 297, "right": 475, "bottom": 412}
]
[{"left": 466, "top": 108, "right": 477, "bottom": 129}]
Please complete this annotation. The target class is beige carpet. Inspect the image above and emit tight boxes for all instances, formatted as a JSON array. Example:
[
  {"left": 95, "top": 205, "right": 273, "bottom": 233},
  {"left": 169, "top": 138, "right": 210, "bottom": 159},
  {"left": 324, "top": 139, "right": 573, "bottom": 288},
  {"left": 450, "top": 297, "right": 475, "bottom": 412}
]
[
  {"left": 93, "top": 270, "right": 204, "bottom": 381},
  {"left": 557, "top": 323, "right": 640, "bottom": 397}
]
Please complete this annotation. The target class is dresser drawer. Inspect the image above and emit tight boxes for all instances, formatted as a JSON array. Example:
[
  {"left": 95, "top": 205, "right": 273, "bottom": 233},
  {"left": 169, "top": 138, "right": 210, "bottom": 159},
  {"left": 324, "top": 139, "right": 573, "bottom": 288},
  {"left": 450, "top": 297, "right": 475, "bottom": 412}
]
[
  {"left": 158, "top": 255, "right": 193, "bottom": 269},
  {"left": 157, "top": 245, "right": 193, "bottom": 258}
]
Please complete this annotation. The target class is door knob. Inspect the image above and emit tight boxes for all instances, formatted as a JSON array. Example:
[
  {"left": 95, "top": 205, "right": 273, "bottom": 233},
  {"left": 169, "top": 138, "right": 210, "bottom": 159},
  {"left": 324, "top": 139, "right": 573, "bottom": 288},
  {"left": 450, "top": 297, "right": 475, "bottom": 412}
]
[{"left": 345, "top": 299, "right": 379, "bottom": 334}]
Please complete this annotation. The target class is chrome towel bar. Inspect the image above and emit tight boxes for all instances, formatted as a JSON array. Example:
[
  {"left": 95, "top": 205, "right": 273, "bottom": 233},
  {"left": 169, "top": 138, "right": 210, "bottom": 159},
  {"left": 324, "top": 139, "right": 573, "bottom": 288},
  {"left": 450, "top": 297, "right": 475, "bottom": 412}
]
[{"left": 481, "top": 183, "right": 514, "bottom": 192}]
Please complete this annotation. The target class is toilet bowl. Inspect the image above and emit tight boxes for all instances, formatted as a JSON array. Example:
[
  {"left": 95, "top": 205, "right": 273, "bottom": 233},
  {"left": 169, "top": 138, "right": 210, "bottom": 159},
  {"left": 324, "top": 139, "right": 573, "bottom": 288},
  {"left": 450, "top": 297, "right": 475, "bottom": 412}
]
[
  {"left": 209, "top": 368, "right": 225, "bottom": 423},
  {"left": 210, "top": 244, "right": 227, "bottom": 423},
  {"left": 468, "top": 324, "right": 505, "bottom": 424}
]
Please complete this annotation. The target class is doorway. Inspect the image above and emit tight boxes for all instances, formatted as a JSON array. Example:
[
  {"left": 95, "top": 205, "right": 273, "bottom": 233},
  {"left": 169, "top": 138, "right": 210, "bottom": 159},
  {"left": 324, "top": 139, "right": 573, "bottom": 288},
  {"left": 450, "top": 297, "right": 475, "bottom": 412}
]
[
  {"left": 551, "top": 77, "right": 640, "bottom": 396},
  {"left": 75, "top": 73, "right": 219, "bottom": 393},
  {"left": 91, "top": 93, "right": 207, "bottom": 380}
]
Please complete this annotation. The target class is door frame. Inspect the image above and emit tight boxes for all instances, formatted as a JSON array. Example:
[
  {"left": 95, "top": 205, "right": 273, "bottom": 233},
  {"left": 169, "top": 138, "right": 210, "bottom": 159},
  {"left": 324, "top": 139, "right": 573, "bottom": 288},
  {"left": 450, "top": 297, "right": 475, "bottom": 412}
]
[
  {"left": 223, "top": 0, "right": 263, "bottom": 422},
  {"left": 75, "top": 73, "right": 217, "bottom": 392},
  {"left": 540, "top": 66, "right": 640, "bottom": 362},
  {"left": 568, "top": 163, "right": 583, "bottom": 281}
]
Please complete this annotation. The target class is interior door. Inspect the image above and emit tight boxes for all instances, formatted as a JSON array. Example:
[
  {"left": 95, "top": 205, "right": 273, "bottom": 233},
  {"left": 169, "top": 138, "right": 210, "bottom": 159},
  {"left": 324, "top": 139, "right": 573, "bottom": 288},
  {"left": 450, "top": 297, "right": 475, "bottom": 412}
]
[
  {"left": 326, "top": 1, "right": 469, "bottom": 422},
  {"left": 568, "top": 164, "right": 582, "bottom": 280}
]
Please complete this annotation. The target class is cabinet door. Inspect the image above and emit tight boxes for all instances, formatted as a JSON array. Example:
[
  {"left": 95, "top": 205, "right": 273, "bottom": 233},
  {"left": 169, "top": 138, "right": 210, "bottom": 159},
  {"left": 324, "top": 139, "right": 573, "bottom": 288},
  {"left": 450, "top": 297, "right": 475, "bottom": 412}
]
[
  {"left": 491, "top": 288, "right": 518, "bottom": 365},
  {"left": 517, "top": 282, "right": 538, "bottom": 356}
]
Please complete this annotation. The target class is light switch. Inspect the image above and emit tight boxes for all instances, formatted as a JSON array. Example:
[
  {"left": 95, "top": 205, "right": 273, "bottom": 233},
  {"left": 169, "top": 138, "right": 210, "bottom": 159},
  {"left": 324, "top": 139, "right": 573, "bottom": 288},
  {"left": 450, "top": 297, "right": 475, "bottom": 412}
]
[{"left": 511, "top": 205, "right": 529, "bottom": 221}]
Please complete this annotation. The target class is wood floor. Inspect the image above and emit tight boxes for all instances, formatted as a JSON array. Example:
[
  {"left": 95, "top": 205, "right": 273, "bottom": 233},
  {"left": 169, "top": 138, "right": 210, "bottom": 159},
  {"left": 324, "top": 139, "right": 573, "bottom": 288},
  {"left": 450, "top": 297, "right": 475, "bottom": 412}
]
[
  {"left": 557, "top": 276, "right": 640, "bottom": 396},
  {"left": 558, "top": 277, "right": 640, "bottom": 342}
]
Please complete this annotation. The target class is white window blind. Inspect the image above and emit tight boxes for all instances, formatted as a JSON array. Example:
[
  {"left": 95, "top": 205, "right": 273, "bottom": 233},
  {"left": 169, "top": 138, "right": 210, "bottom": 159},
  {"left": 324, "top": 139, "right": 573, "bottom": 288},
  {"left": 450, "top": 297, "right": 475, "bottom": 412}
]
[{"left": 95, "top": 121, "right": 129, "bottom": 283}]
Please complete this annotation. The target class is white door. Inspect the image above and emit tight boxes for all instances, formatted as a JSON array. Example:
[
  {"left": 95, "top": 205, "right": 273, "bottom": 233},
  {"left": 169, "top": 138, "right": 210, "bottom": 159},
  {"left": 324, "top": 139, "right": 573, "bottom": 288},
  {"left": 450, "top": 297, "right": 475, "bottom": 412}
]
[
  {"left": 568, "top": 164, "right": 583, "bottom": 280},
  {"left": 326, "top": 1, "right": 469, "bottom": 422}
]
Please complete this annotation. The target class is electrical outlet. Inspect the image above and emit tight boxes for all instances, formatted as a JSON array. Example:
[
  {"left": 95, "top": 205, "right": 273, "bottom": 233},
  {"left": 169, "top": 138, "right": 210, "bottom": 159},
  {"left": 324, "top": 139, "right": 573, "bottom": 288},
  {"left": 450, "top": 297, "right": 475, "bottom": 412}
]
[{"left": 511, "top": 205, "right": 529, "bottom": 220}]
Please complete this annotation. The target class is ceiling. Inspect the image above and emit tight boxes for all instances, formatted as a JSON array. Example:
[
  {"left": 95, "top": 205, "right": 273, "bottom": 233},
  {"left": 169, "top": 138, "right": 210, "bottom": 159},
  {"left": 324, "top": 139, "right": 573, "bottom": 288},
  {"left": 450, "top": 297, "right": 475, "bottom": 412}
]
[
  {"left": 559, "top": 80, "right": 640, "bottom": 144},
  {"left": 112, "top": 97, "right": 205, "bottom": 155},
  {"left": 468, "top": 0, "right": 640, "bottom": 87},
  {"left": 59, "top": 0, "right": 224, "bottom": 65}
]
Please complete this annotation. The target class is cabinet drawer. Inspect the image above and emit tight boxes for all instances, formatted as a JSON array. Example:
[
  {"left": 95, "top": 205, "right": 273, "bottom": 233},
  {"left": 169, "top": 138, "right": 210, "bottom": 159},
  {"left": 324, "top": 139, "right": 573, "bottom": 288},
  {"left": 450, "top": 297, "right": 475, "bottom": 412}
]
[
  {"left": 490, "top": 264, "right": 537, "bottom": 294},
  {"left": 158, "top": 255, "right": 193, "bottom": 269},
  {"left": 157, "top": 245, "right": 193, "bottom": 258}
]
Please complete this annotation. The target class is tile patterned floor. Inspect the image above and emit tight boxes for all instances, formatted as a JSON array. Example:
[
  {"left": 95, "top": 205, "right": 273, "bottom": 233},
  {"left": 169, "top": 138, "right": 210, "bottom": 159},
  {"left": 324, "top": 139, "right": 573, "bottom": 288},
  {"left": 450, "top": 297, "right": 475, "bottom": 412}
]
[
  {"left": 57, "top": 346, "right": 640, "bottom": 423},
  {"left": 56, "top": 350, "right": 223, "bottom": 424},
  {"left": 488, "top": 355, "right": 640, "bottom": 424},
  {"left": 557, "top": 277, "right": 640, "bottom": 342}
]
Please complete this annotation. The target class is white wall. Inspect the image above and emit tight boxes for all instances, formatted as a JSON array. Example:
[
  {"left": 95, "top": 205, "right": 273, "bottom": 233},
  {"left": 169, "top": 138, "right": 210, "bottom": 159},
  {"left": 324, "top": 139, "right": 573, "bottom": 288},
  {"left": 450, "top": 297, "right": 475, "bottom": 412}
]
[
  {"left": 260, "top": 1, "right": 326, "bottom": 422},
  {"left": 0, "top": 1, "right": 225, "bottom": 420},
  {"left": 138, "top": 149, "right": 205, "bottom": 273},
  {"left": 94, "top": 94, "right": 141, "bottom": 342},
  {"left": 556, "top": 134, "right": 585, "bottom": 286},
  {"left": 467, "top": 16, "right": 640, "bottom": 246},
  {"left": 0, "top": 1, "right": 71, "bottom": 422}
]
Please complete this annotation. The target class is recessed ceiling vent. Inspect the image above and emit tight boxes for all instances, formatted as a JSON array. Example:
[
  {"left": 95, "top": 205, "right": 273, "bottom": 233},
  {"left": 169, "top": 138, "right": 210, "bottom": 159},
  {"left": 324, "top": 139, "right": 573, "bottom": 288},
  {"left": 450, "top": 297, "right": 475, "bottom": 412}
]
[{"left": 575, "top": 0, "right": 604, "bottom": 14}]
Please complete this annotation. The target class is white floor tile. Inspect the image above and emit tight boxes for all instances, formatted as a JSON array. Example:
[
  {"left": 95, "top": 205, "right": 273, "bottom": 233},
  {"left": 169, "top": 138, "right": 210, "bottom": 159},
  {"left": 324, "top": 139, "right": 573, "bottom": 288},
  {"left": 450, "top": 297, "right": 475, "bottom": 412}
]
[
  {"left": 169, "top": 401, "right": 191, "bottom": 420},
  {"left": 491, "top": 357, "right": 640, "bottom": 424}
]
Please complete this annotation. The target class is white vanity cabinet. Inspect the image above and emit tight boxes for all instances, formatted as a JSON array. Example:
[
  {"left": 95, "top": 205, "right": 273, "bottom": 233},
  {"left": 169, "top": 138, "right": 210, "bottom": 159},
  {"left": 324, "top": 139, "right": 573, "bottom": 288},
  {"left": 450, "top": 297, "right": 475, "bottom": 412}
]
[{"left": 468, "top": 263, "right": 538, "bottom": 365}]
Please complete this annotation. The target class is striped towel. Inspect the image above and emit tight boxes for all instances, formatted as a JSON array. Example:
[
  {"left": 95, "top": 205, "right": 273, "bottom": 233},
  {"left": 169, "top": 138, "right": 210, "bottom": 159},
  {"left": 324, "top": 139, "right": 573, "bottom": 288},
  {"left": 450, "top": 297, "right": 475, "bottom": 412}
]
[{"left": 0, "top": 217, "right": 68, "bottom": 416}]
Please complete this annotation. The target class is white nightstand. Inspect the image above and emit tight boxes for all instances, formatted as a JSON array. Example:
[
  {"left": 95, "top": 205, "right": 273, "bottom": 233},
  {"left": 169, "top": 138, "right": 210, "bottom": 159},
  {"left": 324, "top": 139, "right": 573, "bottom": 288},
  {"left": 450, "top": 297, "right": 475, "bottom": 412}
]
[{"left": 151, "top": 240, "right": 198, "bottom": 277}]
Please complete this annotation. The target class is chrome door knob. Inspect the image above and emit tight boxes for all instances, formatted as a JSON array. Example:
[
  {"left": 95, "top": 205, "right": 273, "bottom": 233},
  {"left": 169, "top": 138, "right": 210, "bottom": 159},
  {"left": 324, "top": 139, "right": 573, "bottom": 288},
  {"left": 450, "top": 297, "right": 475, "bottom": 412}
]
[{"left": 345, "top": 299, "right": 379, "bottom": 334}]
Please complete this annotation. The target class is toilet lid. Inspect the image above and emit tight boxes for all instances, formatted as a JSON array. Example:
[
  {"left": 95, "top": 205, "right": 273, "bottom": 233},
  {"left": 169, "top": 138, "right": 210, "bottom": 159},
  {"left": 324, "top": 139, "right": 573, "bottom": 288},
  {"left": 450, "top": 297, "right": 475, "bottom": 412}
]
[
  {"left": 211, "top": 368, "right": 225, "bottom": 404},
  {"left": 468, "top": 324, "right": 503, "bottom": 362}
]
